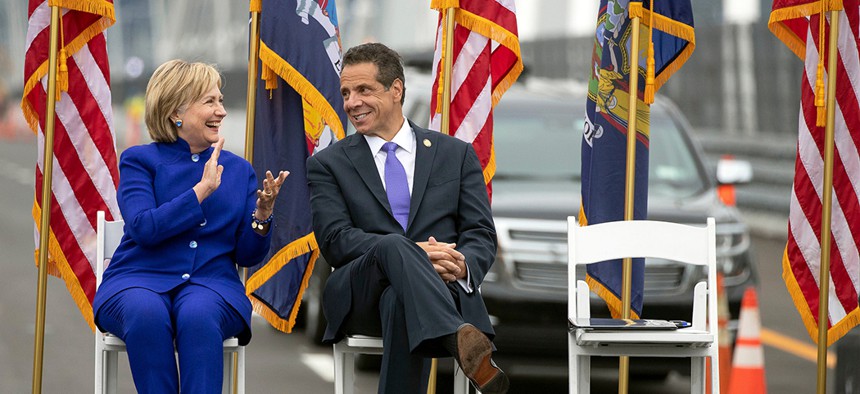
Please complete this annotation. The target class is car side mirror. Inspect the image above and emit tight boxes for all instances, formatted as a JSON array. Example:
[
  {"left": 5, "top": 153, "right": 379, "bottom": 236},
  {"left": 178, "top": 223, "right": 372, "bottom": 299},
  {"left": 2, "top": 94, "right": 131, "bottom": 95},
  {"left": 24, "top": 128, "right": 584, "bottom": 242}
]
[{"left": 716, "top": 156, "right": 752, "bottom": 185}]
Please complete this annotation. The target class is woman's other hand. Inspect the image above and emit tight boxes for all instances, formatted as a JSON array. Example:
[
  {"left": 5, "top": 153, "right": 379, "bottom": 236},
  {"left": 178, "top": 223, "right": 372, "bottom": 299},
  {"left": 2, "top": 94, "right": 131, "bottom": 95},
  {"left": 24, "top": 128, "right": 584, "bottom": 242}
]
[
  {"left": 255, "top": 170, "right": 289, "bottom": 220},
  {"left": 193, "top": 137, "right": 225, "bottom": 203}
]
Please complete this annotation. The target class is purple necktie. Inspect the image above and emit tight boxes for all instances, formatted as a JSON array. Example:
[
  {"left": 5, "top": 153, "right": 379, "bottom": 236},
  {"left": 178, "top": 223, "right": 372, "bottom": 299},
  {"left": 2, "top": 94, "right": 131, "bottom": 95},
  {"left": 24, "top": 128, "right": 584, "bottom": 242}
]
[{"left": 383, "top": 142, "right": 410, "bottom": 230}]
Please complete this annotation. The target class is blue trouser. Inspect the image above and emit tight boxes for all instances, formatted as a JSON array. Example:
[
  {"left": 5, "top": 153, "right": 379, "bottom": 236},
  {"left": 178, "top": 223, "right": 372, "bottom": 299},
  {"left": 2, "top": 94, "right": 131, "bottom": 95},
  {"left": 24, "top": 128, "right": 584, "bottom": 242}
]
[{"left": 96, "top": 283, "right": 245, "bottom": 394}]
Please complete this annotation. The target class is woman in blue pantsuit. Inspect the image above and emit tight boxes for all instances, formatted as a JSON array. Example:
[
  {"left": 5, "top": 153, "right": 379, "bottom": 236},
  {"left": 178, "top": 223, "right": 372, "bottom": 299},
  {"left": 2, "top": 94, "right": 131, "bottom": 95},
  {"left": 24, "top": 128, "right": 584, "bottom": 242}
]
[{"left": 93, "top": 59, "right": 288, "bottom": 393}]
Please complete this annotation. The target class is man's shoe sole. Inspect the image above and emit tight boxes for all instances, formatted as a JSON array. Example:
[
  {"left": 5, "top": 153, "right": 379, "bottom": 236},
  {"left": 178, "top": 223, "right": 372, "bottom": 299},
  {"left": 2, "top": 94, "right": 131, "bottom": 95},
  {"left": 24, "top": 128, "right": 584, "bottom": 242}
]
[{"left": 456, "top": 324, "right": 510, "bottom": 394}]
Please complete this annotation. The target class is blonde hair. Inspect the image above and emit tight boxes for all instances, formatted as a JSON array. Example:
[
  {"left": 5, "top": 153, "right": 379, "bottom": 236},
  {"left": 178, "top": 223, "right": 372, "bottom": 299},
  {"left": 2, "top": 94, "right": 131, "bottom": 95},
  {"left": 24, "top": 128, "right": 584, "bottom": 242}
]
[{"left": 144, "top": 59, "right": 223, "bottom": 142}]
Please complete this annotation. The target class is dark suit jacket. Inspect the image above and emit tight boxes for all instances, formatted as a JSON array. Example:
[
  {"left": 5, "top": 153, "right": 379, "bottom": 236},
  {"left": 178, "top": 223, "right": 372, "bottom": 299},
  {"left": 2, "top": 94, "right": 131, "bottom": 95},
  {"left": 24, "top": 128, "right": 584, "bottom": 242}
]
[{"left": 307, "top": 120, "right": 497, "bottom": 344}]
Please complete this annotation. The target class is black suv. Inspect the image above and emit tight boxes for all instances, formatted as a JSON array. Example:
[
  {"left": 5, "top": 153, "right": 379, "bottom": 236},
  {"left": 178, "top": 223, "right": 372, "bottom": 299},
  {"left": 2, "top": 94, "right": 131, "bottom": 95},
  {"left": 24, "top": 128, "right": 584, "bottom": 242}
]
[{"left": 301, "top": 73, "right": 756, "bottom": 378}]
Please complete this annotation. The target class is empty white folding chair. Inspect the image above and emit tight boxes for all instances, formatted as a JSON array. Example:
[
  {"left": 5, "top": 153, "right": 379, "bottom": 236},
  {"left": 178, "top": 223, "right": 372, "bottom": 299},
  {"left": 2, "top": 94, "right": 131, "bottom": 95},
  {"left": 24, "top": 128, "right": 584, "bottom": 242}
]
[
  {"left": 567, "top": 217, "right": 720, "bottom": 394},
  {"left": 93, "top": 211, "right": 245, "bottom": 394},
  {"left": 333, "top": 334, "right": 476, "bottom": 394}
]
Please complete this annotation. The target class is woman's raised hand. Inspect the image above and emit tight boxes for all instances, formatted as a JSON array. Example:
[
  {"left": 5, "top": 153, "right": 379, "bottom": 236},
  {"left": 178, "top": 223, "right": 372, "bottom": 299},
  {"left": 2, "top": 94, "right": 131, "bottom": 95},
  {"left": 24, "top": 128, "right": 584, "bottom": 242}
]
[
  {"left": 255, "top": 170, "right": 289, "bottom": 220},
  {"left": 193, "top": 137, "right": 225, "bottom": 203}
]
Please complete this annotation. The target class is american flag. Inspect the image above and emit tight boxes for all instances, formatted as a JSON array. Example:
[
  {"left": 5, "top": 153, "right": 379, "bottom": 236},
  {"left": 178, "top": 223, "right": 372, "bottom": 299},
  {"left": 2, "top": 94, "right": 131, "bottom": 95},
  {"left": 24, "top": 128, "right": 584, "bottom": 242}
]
[
  {"left": 21, "top": 0, "right": 119, "bottom": 330},
  {"left": 770, "top": 0, "right": 860, "bottom": 345},
  {"left": 429, "top": 0, "right": 523, "bottom": 198}
]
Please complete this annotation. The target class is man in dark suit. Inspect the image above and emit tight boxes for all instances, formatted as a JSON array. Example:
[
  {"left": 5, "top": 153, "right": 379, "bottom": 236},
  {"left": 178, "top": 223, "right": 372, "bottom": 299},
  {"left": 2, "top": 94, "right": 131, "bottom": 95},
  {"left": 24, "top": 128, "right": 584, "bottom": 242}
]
[{"left": 307, "top": 43, "right": 508, "bottom": 394}]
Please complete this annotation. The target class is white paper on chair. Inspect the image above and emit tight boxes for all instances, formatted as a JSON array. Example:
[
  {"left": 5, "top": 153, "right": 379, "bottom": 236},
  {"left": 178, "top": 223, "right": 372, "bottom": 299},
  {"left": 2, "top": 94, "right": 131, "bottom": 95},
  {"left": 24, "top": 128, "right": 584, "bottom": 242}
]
[{"left": 569, "top": 318, "right": 679, "bottom": 331}]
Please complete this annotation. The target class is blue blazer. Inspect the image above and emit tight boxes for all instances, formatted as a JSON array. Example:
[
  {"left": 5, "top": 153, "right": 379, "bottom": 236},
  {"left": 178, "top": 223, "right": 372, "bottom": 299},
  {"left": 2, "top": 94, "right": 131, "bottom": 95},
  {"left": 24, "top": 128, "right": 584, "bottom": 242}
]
[
  {"left": 307, "top": 121, "right": 497, "bottom": 343},
  {"left": 93, "top": 138, "right": 270, "bottom": 345}
]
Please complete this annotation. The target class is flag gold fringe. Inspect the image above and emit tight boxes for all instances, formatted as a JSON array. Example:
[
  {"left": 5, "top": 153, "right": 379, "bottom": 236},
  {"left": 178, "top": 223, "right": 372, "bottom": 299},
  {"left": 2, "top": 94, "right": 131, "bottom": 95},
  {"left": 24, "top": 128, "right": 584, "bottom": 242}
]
[
  {"left": 781, "top": 244, "right": 860, "bottom": 346},
  {"left": 51, "top": 0, "right": 115, "bottom": 19},
  {"left": 768, "top": 0, "right": 843, "bottom": 60},
  {"left": 20, "top": 1, "right": 115, "bottom": 133},
  {"left": 585, "top": 275, "right": 642, "bottom": 320},
  {"left": 430, "top": 0, "right": 460, "bottom": 9},
  {"left": 258, "top": 41, "right": 346, "bottom": 140},
  {"left": 451, "top": 8, "right": 523, "bottom": 107},
  {"left": 483, "top": 143, "right": 495, "bottom": 185},
  {"left": 578, "top": 202, "right": 588, "bottom": 227},
  {"left": 32, "top": 201, "right": 96, "bottom": 331},
  {"left": 249, "top": 0, "right": 261, "bottom": 13},
  {"left": 628, "top": 3, "right": 695, "bottom": 97},
  {"left": 246, "top": 233, "right": 319, "bottom": 333}
]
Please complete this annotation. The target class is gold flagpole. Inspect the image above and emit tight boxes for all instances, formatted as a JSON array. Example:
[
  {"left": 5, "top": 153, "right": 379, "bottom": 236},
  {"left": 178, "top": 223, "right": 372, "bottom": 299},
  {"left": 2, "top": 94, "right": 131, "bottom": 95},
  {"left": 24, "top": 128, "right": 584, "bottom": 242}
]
[
  {"left": 816, "top": 10, "right": 839, "bottom": 394},
  {"left": 618, "top": 14, "right": 643, "bottom": 394},
  {"left": 245, "top": 2, "right": 261, "bottom": 162},
  {"left": 235, "top": 3, "right": 262, "bottom": 393},
  {"left": 32, "top": 5, "right": 62, "bottom": 394},
  {"left": 232, "top": 0, "right": 262, "bottom": 393},
  {"left": 427, "top": 7, "right": 457, "bottom": 394},
  {"left": 439, "top": 7, "right": 456, "bottom": 137},
  {"left": 242, "top": 2, "right": 261, "bottom": 283}
]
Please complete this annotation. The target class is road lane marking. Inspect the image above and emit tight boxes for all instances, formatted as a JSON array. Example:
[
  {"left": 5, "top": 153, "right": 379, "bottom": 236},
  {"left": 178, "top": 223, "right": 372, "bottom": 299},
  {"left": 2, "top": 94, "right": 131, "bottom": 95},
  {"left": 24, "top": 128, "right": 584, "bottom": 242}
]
[
  {"left": 302, "top": 353, "right": 334, "bottom": 382},
  {"left": 761, "top": 327, "right": 836, "bottom": 368}
]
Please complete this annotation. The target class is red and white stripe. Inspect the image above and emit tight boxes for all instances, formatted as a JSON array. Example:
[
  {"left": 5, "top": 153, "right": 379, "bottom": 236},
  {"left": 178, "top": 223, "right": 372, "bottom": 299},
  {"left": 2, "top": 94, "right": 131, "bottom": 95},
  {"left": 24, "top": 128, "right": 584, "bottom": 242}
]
[
  {"left": 429, "top": 0, "right": 522, "bottom": 199},
  {"left": 22, "top": 0, "right": 118, "bottom": 329},
  {"left": 784, "top": 3, "right": 860, "bottom": 344}
]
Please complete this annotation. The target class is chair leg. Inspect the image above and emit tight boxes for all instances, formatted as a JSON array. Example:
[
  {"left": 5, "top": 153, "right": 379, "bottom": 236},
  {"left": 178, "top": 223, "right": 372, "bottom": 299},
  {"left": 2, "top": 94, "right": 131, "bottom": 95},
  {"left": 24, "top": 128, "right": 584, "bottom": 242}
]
[
  {"left": 222, "top": 351, "right": 231, "bottom": 394},
  {"left": 569, "top": 353, "right": 590, "bottom": 394},
  {"left": 569, "top": 339, "right": 590, "bottom": 394},
  {"left": 333, "top": 343, "right": 355, "bottom": 394},
  {"left": 104, "top": 350, "right": 118, "bottom": 394},
  {"left": 690, "top": 356, "right": 706, "bottom": 394},
  {"left": 237, "top": 346, "right": 246, "bottom": 394},
  {"left": 454, "top": 359, "right": 476, "bottom": 394},
  {"left": 578, "top": 355, "right": 591, "bottom": 394},
  {"left": 94, "top": 348, "right": 103, "bottom": 394}
]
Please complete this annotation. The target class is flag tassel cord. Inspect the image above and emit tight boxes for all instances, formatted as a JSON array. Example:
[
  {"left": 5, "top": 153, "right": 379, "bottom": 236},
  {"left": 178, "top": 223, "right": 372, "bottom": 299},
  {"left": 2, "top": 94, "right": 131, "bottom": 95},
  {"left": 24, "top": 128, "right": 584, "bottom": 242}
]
[
  {"left": 32, "top": 6, "right": 62, "bottom": 394},
  {"left": 426, "top": 9, "right": 457, "bottom": 394},
  {"left": 617, "top": 13, "right": 643, "bottom": 394},
  {"left": 815, "top": 10, "right": 840, "bottom": 394}
]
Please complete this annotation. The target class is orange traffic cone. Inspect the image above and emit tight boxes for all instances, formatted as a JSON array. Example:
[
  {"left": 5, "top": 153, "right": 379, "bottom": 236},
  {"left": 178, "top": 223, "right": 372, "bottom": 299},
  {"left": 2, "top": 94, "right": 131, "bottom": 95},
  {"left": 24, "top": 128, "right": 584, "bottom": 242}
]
[
  {"left": 707, "top": 273, "right": 733, "bottom": 394},
  {"left": 727, "top": 287, "right": 766, "bottom": 394}
]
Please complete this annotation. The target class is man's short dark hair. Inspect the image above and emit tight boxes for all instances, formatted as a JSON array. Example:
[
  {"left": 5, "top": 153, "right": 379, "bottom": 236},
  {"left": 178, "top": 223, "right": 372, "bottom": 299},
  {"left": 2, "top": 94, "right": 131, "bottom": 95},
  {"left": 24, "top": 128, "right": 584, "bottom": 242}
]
[{"left": 343, "top": 43, "right": 406, "bottom": 104}]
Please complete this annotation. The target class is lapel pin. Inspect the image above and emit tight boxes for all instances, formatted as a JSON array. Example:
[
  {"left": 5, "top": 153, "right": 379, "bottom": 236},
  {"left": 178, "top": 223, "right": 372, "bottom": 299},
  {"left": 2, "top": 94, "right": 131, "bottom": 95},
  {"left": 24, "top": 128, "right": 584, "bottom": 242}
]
[{"left": 423, "top": 139, "right": 432, "bottom": 147}]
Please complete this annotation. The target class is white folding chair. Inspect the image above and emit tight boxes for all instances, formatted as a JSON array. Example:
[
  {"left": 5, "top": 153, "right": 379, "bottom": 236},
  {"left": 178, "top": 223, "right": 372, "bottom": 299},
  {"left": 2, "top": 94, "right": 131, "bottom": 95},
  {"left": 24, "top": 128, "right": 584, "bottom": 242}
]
[
  {"left": 567, "top": 217, "right": 719, "bottom": 394},
  {"left": 333, "top": 334, "right": 477, "bottom": 394},
  {"left": 94, "top": 211, "right": 245, "bottom": 394}
]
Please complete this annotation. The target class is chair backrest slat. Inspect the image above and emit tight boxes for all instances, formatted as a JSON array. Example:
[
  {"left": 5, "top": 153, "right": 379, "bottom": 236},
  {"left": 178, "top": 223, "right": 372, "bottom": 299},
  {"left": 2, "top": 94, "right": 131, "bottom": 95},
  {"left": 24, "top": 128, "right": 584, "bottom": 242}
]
[
  {"left": 569, "top": 218, "right": 713, "bottom": 266},
  {"left": 96, "top": 211, "right": 125, "bottom": 286}
]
